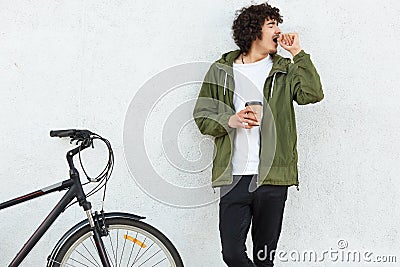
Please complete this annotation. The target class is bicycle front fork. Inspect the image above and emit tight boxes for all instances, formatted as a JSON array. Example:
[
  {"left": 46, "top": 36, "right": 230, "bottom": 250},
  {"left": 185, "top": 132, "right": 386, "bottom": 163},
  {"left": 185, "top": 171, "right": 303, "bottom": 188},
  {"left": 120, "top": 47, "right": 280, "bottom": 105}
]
[
  {"left": 69, "top": 165, "right": 111, "bottom": 266},
  {"left": 86, "top": 209, "right": 112, "bottom": 267}
]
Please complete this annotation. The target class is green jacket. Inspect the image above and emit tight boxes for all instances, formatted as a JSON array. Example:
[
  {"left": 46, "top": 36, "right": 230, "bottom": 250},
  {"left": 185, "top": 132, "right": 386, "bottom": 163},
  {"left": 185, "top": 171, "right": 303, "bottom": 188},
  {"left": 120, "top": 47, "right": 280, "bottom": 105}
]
[{"left": 193, "top": 50, "right": 324, "bottom": 188}]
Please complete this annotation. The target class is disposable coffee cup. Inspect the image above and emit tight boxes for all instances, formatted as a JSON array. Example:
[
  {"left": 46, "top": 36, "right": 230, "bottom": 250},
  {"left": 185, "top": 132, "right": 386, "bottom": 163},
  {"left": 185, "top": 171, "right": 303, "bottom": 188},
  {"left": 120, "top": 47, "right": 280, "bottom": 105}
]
[{"left": 245, "top": 101, "right": 263, "bottom": 125}]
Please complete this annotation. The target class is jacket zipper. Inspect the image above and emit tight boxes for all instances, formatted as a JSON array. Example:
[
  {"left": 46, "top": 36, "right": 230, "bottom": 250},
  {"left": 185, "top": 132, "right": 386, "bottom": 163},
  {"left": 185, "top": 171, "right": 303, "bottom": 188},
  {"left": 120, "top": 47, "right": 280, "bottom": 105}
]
[
  {"left": 268, "top": 70, "right": 300, "bottom": 192},
  {"left": 269, "top": 70, "right": 287, "bottom": 99}
]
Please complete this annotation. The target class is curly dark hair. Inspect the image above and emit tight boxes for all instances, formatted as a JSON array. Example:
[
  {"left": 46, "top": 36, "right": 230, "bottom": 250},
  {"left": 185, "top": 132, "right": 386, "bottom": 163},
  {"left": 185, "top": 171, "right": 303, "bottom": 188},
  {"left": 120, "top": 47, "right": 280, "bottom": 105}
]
[{"left": 232, "top": 2, "right": 283, "bottom": 55}]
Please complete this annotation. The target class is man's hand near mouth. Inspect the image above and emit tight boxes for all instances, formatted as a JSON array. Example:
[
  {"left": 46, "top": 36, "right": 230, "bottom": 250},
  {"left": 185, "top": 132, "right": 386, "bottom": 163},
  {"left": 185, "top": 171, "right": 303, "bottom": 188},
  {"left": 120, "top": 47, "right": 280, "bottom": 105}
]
[{"left": 278, "top": 32, "right": 302, "bottom": 57}]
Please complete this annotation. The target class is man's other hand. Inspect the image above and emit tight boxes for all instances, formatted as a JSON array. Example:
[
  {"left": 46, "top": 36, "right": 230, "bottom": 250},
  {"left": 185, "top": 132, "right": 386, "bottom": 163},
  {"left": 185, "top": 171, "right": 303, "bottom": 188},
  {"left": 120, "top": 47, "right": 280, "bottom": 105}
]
[{"left": 228, "top": 107, "right": 259, "bottom": 129}]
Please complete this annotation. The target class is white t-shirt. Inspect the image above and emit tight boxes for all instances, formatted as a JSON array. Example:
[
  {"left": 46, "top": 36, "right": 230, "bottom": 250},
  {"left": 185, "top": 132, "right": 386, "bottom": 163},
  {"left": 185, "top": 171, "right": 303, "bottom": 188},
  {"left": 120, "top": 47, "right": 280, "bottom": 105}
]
[{"left": 231, "top": 55, "right": 273, "bottom": 175}]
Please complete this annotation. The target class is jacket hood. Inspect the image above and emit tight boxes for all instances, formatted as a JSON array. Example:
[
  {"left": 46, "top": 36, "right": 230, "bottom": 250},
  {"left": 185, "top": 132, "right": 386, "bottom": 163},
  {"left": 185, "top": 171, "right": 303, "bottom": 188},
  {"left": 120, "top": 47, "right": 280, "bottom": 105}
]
[{"left": 215, "top": 49, "right": 291, "bottom": 77}]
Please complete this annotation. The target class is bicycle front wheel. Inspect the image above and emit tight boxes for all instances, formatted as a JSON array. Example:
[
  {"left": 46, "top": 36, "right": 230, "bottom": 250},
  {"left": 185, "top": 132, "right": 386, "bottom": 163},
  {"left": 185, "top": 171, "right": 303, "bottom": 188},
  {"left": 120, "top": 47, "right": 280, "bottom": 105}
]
[{"left": 49, "top": 217, "right": 184, "bottom": 267}]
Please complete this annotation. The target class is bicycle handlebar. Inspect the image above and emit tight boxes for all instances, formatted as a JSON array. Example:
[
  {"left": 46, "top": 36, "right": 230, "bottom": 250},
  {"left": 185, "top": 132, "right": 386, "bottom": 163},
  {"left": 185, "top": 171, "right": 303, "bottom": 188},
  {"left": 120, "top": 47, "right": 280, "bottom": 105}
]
[
  {"left": 49, "top": 128, "right": 114, "bottom": 184},
  {"left": 50, "top": 129, "right": 76, "bottom": 138},
  {"left": 50, "top": 129, "right": 93, "bottom": 139}
]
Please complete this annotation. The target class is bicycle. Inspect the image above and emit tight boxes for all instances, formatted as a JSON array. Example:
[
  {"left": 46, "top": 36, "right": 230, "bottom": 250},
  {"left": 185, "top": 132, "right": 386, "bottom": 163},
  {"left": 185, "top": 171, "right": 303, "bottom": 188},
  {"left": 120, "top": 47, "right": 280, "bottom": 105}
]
[{"left": 0, "top": 129, "right": 184, "bottom": 267}]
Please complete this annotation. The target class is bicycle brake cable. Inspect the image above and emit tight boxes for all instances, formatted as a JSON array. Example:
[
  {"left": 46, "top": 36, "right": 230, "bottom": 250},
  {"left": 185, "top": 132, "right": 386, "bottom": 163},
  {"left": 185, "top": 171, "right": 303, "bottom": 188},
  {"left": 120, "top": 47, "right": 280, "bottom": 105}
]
[{"left": 64, "top": 133, "right": 114, "bottom": 211}]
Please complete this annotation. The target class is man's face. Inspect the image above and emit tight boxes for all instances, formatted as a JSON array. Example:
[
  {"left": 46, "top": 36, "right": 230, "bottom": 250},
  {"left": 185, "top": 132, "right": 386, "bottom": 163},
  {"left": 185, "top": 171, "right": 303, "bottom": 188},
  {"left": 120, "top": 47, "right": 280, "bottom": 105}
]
[{"left": 254, "top": 18, "right": 281, "bottom": 54}]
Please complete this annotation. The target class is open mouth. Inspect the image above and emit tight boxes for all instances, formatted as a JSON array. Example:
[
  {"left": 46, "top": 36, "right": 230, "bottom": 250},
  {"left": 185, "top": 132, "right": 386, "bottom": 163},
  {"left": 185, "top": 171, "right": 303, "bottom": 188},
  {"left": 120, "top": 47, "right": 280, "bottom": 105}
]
[{"left": 273, "top": 35, "right": 279, "bottom": 44}]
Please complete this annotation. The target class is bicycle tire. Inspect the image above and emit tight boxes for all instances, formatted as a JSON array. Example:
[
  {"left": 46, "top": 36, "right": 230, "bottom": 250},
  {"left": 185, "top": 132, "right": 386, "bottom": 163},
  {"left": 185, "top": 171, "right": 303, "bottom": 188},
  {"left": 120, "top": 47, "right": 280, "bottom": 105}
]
[{"left": 48, "top": 217, "right": 184, "bottom": 267}]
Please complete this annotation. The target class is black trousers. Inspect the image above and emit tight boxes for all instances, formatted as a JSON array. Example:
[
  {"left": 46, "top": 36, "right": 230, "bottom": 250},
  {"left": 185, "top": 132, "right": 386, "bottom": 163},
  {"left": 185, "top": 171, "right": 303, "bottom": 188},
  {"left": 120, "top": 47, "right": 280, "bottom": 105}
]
[{"left": 219, "top": 175, "right": 288, "bottom": 267}]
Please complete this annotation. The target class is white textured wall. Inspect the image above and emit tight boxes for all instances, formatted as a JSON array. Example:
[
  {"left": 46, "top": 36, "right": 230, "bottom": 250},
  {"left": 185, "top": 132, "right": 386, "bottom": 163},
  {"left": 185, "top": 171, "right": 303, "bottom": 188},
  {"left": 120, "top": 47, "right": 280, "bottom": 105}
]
[{"left": 1, "top": 0, "right": 399, "bottom": 266}]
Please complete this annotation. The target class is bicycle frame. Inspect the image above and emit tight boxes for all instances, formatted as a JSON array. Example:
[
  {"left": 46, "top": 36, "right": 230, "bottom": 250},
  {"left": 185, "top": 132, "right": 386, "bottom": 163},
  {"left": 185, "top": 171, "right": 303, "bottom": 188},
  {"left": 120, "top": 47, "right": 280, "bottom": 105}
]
[
  {"left": 0, "top": 180, "right": 76, "bottom": 266},
  {"left": 0, "top": 144, "right": 112, "bottom": 267}
]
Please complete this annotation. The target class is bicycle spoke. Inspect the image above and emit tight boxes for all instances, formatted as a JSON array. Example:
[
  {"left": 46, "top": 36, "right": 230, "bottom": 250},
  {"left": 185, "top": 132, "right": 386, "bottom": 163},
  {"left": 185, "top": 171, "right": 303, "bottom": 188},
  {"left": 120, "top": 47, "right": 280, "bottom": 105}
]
[
  {"left": 48, "top": 259, "right": 75, "bottom": 267},
  {"left": 131, "top": 237, "right": 147, "bottom": 267},
  {"left": 115, "top": 229, "right": 119, "bottom": 266},
  {"left": 126, "top": 232, "right": 139, "bottom": 267},
  {"left": 73, "top": 248, "right": 100, "bottom": 267},
  {"left": 89, "top": 236, "right": 97, "bottom": 252},
  {"left": 151, "top": 257, "right": 167, "bottom": 267},
  {"left": 81, "top": 241, "right": 100, "bottom": 266},
  {"left": 118, "top": 230, "right": 128, "bottom": 267},
  {"left": 69, "top": 257, "right": 91, "bottom": 267},
  {"left": 108, "top": 232, "right": 117, "bottom": 266},
  {"left": 63, "top": 262, "right": 80, "bottom": 267},
  {"left": 137, "top": 249, "right": 161, "bottom": 267},
  {"left": 133, "top": 242, "right": 155, "bottom": 264}
]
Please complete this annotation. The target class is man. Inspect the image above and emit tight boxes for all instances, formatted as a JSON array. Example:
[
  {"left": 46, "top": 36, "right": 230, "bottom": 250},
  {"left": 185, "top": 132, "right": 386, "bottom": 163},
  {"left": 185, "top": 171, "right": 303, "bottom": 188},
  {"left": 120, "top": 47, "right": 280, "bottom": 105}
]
[{"left": 193, "top": 2, "right": 323, "bottom": 266}]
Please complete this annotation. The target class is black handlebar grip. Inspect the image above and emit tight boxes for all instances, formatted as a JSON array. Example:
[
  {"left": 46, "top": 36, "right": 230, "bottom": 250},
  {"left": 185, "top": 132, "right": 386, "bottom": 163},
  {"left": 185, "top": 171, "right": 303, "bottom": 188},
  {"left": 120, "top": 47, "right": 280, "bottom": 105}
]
[{"left": 50, "top": 129, "right": 76, "bottom": 138}]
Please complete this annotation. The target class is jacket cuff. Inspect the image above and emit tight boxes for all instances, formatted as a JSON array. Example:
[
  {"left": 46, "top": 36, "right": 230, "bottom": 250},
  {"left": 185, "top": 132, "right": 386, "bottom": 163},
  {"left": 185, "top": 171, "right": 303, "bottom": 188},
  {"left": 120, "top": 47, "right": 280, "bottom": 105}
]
[
  {"left": 293, "top": 50, "right": 307, "bottom": 62},
  {"left": 220, "top": 113, "right": 235, "bottom": 134}
]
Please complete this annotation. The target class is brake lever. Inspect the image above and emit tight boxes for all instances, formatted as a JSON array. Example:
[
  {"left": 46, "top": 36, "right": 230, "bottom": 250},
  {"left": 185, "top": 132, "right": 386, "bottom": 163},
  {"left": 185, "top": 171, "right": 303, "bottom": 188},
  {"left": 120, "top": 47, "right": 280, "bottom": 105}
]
[
  {"left": 69, "top": 130, "right": 93, "bottom": 148},
  {"left": 70, "top": 137, "right": 87, "bottom": 147},
  {"left": 70, "top": 137, "right": 80, "bottom": 145}
]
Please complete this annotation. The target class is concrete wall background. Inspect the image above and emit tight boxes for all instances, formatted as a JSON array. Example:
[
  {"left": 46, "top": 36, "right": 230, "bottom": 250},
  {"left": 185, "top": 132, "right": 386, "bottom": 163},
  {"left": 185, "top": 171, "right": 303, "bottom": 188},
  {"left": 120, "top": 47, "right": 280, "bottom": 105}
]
[{"left": 1, "top": 0, "right": 399, "bottom": 266}]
